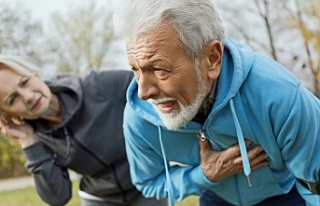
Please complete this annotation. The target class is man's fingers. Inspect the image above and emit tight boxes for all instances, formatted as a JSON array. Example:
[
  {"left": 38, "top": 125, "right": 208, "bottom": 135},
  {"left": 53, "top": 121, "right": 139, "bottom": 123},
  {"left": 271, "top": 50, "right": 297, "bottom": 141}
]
[
  {"left": 224, "top": 139, "right": 253, "bottom": 158},
  {"left": 197, "top": 135, "right": 214, "bottom": 160},
  {"left": 198, "top": 136, "right": 211, "bottom": 151},
  {"left": 250, "top": 151, "right": 268, "bottom": 167},
  {"left": 232, "top": 144, "right": 268, "bottom": 167},
  {"left": 245, "top": 139, "right": 252, "bottom": 147},
  {"left": 251, "top": 160, "right": 268, "bottom": 170},
  {"left": 247, "top": 146, "right": 264, "bottom": 160},
  {"left": 224, "top": 144, "right": 241, "bottom": 158}
]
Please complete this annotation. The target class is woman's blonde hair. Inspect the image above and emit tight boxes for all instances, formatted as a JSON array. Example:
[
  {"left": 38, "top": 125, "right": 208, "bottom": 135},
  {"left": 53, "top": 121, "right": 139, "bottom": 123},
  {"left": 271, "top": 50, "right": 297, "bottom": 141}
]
[{"left": 0, "top": 55, "right": 42, "bottom": 77}]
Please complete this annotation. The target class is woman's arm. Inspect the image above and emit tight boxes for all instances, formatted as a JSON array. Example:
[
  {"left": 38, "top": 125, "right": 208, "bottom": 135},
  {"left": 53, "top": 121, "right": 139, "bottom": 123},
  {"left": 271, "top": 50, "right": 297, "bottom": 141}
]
[
  {"left": 24, "top": 142, "right": 72, "bottom": 206},
  {"left": 0, "top": 118, "right": 72, "bottom": 206}
]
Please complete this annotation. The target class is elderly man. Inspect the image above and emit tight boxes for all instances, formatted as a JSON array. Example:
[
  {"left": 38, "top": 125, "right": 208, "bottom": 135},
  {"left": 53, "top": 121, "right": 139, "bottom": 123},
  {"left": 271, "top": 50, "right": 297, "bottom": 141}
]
[{"left": 113, "top": 0, "right": 320, "bottom": 205}]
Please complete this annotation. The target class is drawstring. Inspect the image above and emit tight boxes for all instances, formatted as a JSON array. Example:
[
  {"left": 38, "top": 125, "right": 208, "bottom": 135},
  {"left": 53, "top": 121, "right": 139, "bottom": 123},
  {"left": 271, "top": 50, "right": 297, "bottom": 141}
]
[
  {"left": 230, "top": 99, "right": 252, "bottom": 187},
  {"left": 158, "top": 127, "right": 175, "bottom": 206},
  {"left": 157, "top": 99, "right": 252, "bottom": 206}
]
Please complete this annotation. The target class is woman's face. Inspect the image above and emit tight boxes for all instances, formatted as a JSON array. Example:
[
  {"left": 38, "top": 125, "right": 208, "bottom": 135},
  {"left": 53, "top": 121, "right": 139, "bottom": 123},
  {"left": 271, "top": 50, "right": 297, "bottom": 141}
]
[{"left": 0, "top": 67, "right": 52, "bottom": 119}]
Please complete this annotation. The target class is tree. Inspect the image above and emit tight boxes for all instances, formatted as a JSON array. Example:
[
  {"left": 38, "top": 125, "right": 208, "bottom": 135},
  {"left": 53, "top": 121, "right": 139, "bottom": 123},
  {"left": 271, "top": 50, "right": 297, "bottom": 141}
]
[
  {"left": 0, "top": 134, "right": 28, "bottom": 179},
  {"left": 286, "top": 0, "right": 320, "bottom": 97},
  {"left": 216, "top": 0, "right": 294, "bottom": 63},
  {"left": 215, "top": 0, "right": 316, "bottom": 93},
  {"left": 0, "top": 0, "right": 46, "bottom": 66},
  {"left": 0, "top": 0, "right": 46, "bottom": 179},
  {"left": 46, "top": 2, "right": 118, "bottom": 76}
]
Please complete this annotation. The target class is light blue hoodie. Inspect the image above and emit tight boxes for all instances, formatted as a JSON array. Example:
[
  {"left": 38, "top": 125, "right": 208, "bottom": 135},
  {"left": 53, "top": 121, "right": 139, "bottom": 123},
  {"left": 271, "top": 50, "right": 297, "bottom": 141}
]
[{"left": 123, "top": 38, "right": 320, "bottom": 206}]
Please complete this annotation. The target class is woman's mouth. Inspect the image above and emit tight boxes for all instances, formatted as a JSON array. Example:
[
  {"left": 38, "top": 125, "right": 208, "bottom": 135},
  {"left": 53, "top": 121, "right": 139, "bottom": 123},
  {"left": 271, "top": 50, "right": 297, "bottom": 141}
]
[{"left": 31, "top": 96, "right": 42, "bottom": 110}]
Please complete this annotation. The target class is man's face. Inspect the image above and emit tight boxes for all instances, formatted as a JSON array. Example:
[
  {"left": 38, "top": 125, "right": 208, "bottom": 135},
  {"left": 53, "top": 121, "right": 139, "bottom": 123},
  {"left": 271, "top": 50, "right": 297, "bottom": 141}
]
[{"left": 126, "top": 24, "right": 214, "bottom": 130}]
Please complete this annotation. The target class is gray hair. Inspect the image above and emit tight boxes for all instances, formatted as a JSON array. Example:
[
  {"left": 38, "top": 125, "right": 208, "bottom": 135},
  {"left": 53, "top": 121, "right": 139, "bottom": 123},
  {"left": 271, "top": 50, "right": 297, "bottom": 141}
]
[
  {"left": 113, "top": 0, "right": 225, "bottom": 61},
  {"left": 0, "top": 55, "right": 42, "bottom": 77}
]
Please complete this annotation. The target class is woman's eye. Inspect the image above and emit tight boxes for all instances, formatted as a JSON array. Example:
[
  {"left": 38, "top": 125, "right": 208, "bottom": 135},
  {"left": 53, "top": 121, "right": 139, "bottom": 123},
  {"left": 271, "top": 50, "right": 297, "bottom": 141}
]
[
  {"left": 8, "top": 94, "right": 17, "bottom": 105},
  {"left": 20, "top": 78, "right": 29, "bottom": 86}
]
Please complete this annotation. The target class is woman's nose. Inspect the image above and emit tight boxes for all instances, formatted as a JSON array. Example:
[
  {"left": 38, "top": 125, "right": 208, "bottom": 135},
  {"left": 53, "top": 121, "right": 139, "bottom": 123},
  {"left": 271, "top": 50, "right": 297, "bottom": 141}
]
[{"left": 17, "top": 88, "right": 33, "bottom": 103}]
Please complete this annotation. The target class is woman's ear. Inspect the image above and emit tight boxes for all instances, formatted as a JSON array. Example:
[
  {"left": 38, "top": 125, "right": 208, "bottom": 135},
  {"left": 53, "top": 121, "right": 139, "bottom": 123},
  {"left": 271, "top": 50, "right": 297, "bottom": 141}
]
[{"left": 202, "top": 40, "right": 223, "bottom": 80}]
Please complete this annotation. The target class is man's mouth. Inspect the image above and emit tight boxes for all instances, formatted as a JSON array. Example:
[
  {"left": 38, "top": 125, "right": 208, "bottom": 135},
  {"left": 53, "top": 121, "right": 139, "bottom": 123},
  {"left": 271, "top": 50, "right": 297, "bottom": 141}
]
[{"left": 157, "top": 101, "right": 177, "bottom": 114}]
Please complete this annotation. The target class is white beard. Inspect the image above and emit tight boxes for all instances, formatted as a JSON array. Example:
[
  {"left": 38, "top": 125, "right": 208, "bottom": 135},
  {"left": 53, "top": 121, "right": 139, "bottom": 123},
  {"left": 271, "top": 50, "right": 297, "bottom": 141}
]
[{"left": 149, "top": 69, "right": 207, "bottom": 130}]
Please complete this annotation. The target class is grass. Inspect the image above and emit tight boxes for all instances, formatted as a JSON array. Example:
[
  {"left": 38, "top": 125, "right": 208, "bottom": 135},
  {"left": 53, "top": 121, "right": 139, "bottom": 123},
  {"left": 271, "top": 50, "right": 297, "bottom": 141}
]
[
  {"left": 0, "top": 181, "right": 199, "bottom": 206},
  {"left": 0, "top": 181, "right": 80, "bottom": 206},
  {"left": 176, "top": 195, "right": 199, "bottom": 206}
]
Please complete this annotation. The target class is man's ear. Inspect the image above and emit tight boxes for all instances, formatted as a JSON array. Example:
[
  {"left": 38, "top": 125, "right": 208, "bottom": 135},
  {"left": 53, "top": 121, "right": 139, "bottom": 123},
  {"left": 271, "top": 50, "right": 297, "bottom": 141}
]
[{"left": 202, "top": 40, "right": 223, "bottom": 80}]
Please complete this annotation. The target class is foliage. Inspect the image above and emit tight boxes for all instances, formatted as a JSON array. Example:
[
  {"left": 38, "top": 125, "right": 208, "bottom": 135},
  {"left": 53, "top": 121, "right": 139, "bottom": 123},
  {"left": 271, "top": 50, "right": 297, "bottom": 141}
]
[
  {"left": 0, "top": 181, "right": 80, "bottom": 206},
  {"left": 0, "top": 0, "right": 47, "bottom": 67},
  {"left": 46, "top": 2, "right": 117, "bottom": 76},
  {"left": 0, "top": 134, "right": 28, "bottom": 179},
  {"left": 285, "top": 0, "right": 320, "bottom": 97},
  {"left": 216, "top": 0, "right": 318, "bottom": 96},
  {"left": 0, "top": 0, "right": 43, "bottom": 179},
  {"left": 216, "top": 0, "right": 286, "bottom": 60}
]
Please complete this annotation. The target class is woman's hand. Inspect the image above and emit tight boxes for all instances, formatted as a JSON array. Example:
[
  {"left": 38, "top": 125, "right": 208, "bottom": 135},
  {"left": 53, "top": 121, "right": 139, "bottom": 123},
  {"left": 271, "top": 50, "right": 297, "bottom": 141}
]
[{"left": 0, "top": 113, "right": 39, "bottom": 148}]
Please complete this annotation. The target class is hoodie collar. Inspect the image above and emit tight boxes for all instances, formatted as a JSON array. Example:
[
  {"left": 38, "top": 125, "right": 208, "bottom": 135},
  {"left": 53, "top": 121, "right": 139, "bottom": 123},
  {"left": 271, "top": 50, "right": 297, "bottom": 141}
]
[{"left": 214, "top": 38, "right": 254, "bottom": 108}]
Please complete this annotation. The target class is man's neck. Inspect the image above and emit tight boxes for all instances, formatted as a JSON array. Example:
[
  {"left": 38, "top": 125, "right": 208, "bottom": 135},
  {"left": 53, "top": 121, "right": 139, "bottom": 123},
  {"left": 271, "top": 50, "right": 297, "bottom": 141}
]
[{"left": 192, "top": 81, "right": 218, "bottom": 125}]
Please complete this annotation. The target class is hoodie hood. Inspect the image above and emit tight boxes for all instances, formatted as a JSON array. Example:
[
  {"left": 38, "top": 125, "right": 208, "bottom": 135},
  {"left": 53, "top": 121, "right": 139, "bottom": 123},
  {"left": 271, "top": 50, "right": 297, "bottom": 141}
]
[{"left": 212, "top": 38, "right": 254, "bottom": 111}]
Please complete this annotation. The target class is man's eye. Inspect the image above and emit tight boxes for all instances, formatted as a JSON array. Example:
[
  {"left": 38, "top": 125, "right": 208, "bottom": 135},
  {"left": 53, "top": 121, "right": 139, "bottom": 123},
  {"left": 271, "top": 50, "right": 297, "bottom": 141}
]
[
  {"left": 154, "top": 68, "right": 168, "bottom": 79},
  {"left": 131, "top": 68, "right": 140, "bottom": 80}
]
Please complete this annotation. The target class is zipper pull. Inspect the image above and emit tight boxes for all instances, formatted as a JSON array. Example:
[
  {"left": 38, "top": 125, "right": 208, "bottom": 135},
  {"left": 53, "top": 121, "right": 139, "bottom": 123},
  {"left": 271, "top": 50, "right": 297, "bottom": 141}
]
[
  {"left": 200, "top": 129, "right": 207, "bottom": 142},
  {"left": 247, "top": 175, "right": 252, "bottom": 187}
]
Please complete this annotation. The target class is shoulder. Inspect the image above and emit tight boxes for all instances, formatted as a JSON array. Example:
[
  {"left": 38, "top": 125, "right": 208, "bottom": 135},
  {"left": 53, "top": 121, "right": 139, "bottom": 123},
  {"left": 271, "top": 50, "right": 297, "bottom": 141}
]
[
  {"left": 82, "top": 70, "right": 134, "bottom": 101},
  {"left": 45, "top": 73, "right": 82, "bottom": 92},
  {"left": 85, "top": 70, "right": 133, "bottom": 82},
  {"left": 84, "top": 70, "right": 133, "bottom": 89}
]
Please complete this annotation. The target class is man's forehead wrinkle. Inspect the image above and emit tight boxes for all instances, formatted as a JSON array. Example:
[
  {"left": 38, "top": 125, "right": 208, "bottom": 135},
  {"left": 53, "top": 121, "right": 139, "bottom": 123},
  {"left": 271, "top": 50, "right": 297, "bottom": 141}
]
[
  {"left": 127, "top": 40, "right": 156, "bottom": 56},
  {"left": 128, "top": 45, "right": 157, "bottom": 69},
  {"left": 127, "top": 29, "right": 171, "bottom": 68},
  {"left": 128, "top": 49, "right": 154, "bottom": 66}
]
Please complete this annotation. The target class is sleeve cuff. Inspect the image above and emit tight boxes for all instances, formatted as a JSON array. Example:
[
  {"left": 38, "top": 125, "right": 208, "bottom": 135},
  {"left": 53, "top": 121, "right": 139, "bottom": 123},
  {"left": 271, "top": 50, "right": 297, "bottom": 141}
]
[
  {"left": 23, "top": 142, "right": 52, "bottom": 171},
  {"left": 191, "top": 166, "right": 220, "bottom": 188}
]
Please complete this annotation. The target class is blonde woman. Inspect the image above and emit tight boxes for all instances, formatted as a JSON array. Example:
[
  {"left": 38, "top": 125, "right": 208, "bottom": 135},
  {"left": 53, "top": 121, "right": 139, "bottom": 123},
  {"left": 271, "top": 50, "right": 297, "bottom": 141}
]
[{"left": 0, "top": 55, "right": 167, "bottom": 206}]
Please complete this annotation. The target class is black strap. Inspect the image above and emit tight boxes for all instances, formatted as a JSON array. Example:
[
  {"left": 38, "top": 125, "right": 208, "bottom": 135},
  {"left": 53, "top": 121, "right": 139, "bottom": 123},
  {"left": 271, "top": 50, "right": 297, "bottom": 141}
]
[{"left": 297, "top": 178, "right": 320, "bottom": 194}]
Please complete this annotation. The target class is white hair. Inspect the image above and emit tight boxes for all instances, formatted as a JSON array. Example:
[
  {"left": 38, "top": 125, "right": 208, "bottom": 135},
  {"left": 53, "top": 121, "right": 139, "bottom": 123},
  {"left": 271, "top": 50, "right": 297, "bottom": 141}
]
[
  {"left": 0, "top": 55, "right": 42, "bottom": 77},
  {"left": 113, "top": 0, "right": 225, "bottom": 62}
]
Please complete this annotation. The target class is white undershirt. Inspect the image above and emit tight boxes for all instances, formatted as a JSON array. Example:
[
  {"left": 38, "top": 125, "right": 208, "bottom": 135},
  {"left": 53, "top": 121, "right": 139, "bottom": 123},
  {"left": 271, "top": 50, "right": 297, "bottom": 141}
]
[{"left": 78, "top": 190, "right": 105, "bottom": 201}]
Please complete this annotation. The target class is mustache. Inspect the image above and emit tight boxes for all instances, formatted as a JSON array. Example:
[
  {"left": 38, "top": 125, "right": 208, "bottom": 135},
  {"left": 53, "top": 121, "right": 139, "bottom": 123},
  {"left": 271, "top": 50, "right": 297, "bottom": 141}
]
[{"left": 148, "top": 97, "right": 176, "bottom": 105}]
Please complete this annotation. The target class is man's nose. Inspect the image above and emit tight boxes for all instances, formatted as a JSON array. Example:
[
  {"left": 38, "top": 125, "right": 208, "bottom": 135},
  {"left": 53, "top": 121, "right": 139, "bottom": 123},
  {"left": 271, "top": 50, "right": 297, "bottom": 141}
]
[{"left": 137, "top": 73, "right": 159, "bottom": 101}]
